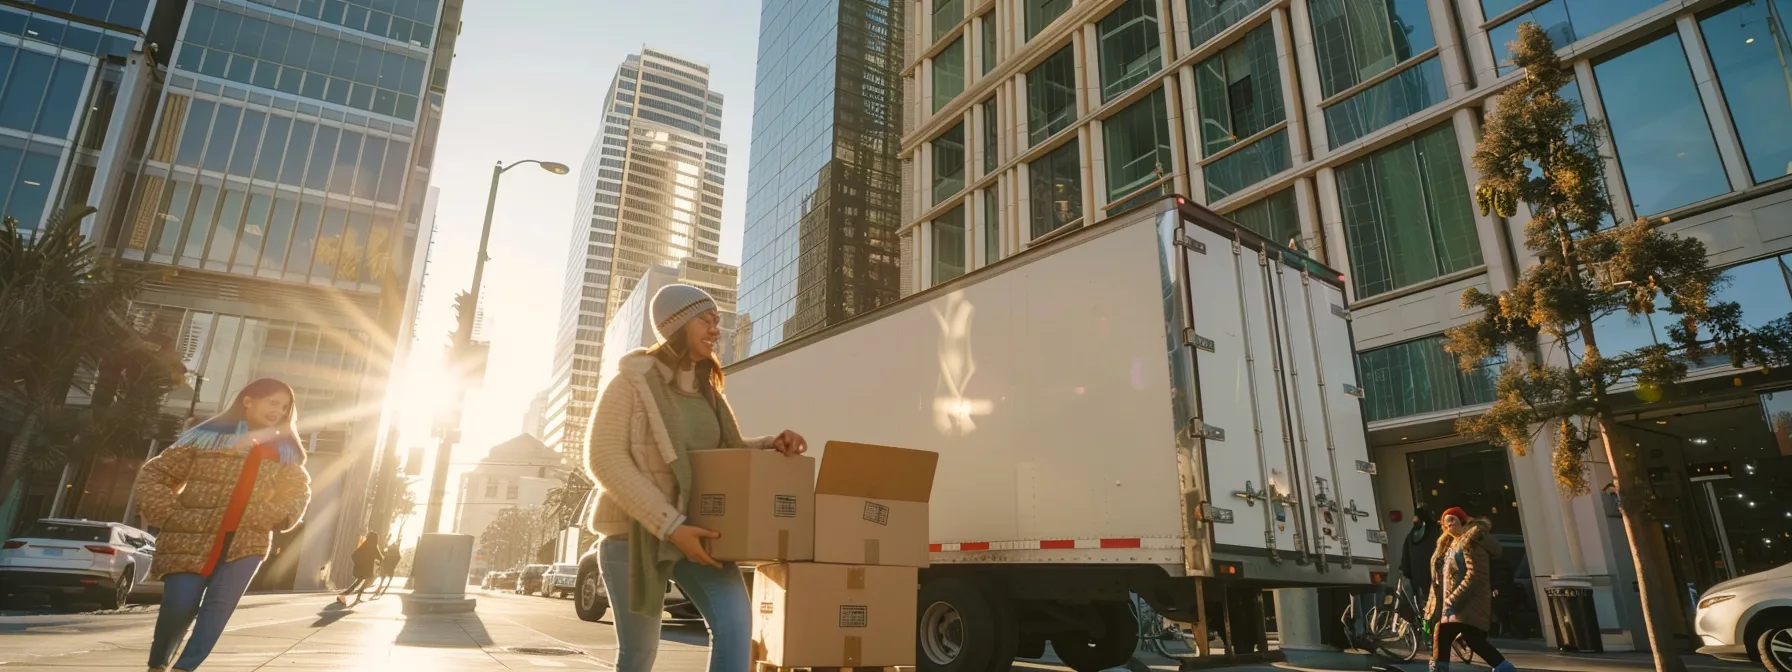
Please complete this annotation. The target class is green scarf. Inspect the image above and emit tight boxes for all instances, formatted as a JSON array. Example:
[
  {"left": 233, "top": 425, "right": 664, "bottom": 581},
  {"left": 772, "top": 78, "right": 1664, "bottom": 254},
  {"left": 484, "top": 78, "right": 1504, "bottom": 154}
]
[{"left": 627, "top": 365, "right": 747, "bottom": 616}]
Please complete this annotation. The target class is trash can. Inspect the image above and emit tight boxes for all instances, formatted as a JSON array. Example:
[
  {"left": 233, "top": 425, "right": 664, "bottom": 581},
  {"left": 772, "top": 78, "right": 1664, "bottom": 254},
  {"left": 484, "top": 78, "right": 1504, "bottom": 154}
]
[{"left": 1546, "top": 587, "right": 1603, "bottom": 652}]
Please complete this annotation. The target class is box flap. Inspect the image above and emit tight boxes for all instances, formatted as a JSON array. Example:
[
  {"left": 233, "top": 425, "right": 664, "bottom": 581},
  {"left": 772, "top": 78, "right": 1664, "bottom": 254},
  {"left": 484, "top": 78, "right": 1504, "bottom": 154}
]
[{"left": 814, "top": 442, "right": 937, "bottom": 502}]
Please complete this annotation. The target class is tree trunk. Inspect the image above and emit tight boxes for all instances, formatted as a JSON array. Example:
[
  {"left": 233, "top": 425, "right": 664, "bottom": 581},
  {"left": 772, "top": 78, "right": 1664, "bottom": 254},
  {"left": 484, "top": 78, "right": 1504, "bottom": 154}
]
[
  {"left": 0, "top": 409, "right": 42, "bottom": 535},
  {"left": 1598, "top": 416, "right": 1689, "bottom": 672}
]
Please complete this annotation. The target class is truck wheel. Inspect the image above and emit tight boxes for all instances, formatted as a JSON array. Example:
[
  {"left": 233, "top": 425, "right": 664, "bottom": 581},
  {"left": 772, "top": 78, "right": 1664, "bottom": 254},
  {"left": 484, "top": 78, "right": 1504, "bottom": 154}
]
[
  {"left": 1051, "top": 602, "right": 1137, "bottom": 672},
  {"left": 918, "top": 577, "right": 1016, "bottom": 672},
  {"left": 574, "top": 564, "right": 608, "bottom": 622}
]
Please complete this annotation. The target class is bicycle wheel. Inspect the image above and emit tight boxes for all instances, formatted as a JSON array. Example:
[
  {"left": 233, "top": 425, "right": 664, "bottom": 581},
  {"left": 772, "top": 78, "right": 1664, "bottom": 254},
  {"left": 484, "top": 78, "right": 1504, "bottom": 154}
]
[{"left": 1369, "top": 609, "right": 1419, "bottom": 662}]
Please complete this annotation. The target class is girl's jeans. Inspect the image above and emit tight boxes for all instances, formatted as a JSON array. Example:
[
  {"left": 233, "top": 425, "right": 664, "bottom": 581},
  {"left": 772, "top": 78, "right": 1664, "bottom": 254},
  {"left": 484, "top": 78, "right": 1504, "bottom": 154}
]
[
  {"left": 597, "top": 536, "right": 750, "bottom": 672},
  {"left": 148, "top": 555, "right": 263, "bottom": 670}
]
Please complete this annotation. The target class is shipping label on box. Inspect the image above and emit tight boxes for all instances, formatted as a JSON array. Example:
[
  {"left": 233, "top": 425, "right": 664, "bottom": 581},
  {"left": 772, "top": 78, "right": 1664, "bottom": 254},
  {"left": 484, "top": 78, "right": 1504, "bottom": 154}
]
[
  {"left": 689, "top": 449, "right": 815, "bottom": 563},
  {"left": 813, "top": 442, "right": 938, "bottom": 567},
  {"left": 751, "top": 562, "right": 919, "bottom": 668}
]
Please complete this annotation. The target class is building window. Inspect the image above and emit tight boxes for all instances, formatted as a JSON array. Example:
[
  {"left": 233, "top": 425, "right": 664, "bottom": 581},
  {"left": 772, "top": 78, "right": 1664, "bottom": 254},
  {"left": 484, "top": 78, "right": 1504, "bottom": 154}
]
[
  {"left": 1593, "top": 32, "right": 1729, "bottom": 217},
  {"left": 933, "top": 122, "right": 967, "bottom": 205},
  {"left": 982, "top": 97, "right": 999, "bottom": 174},
  {"left": 506, "top": 479, "right": 519, "bottom": 500},
  {"left": 934, "top": 38, "right": 966, "bottom": 112},
  {"left": 1572, "top": 254, "right": 1792, "bottom": 370},
  {"left": 932, "top": 205, "right": 967, "bottom": 284},
  {"left": 1699, "top": 2, "right": 1792, "bottom": 185},
  {"left": 0, "top": 47, "right": 88, "bottom": 139},
  {"left": 1324, "top": 57, "right": 1446, "bottom": 148},
  {"left": 1104, "top": 88, "right": 1173, "bottom": 202},
  {"left": 1486, "top": 0, "right": 1665, "bottom": 75},
  {"left": 982, "top": 12, "right": 998, "bottom": 75},
  {"left": 484, "top": 477, "right": 498, "bottom": 498},
  {"left": 1195, "top": 24, "right": 1291, "bottom": 200},
  {"left": 983, "top": 188, "right": 1001, "bottom": 265},
  {"left": 1358, "top": 334, "right": 1502, "bottom": 422},
  {"left": 1310, "top": 0, "right": 1435, "bottom": 98},
  {"left": 1029, "top": 140, "right": 1083, "bottom": 238},
  {"left": 0, "top": 144, "right": 58, "bottom": 233},
  {"left": 933, "top": 0, "right": 964, "bottom": 43},
  {"left": 1190, "top": 0, "right": 1276, "bottom": 48},
  {"left": 1224, "top": 187, "right": 1302, "bottom": 249},
  {"left": 1336, "top": 122, "right": 1481, "bottom": 298},
  {"left": 1025, "top": 0, "right": 1073, "bottom": 40},
  {"left": 1097, "top": 0, "right": 1162, "bottom": 102},
  {"left": 1027, "top": 45, "right": 1077, "bottom": 146}
]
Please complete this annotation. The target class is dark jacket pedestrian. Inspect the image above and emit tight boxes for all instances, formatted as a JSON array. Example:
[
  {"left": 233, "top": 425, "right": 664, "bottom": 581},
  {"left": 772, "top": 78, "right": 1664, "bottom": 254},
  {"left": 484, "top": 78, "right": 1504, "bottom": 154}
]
[
  {"left": 351, "top": 535, "right": 383, "bottom": 579},
  {"left": 1400, "top": 507, "right": 1441, "bottom": 596}
]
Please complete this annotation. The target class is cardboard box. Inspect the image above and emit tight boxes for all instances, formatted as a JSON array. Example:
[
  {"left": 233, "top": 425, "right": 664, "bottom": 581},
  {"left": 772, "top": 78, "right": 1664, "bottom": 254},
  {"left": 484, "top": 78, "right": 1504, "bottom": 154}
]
[
  {"left": 752, "top": 562, "right": 918, "bottom": 668},
  {"left": 814, "top": 442, "right": 938, "bottom": 568},
  {"left": 688, "top": 449, "right": 815, "bottom": 562}
]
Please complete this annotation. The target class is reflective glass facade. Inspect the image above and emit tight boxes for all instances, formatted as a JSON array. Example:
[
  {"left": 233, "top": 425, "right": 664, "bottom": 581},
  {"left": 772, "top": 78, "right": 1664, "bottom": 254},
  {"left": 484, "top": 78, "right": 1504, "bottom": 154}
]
[
  {"left": 0, "top": 0, "right": 150, "bottom": 233},
  {"left": 545, "top": 48, "right": 729, "bottom": 454},
  {"left": 737, "top": 0, "right": 902, "bottom": 357}
]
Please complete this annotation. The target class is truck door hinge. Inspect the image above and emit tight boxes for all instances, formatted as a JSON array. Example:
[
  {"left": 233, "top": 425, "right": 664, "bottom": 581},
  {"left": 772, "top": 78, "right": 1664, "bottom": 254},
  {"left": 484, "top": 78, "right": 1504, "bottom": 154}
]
[
  {"left": 1189, "top": 421, "right": 1225, "bottom": 442},
  {"left": 1176, "top": 234, "right": 1207, "bottom": 254},
  {"left": 1342, "top": 499, "right": 1371, "bottom": 522},
  {"left": 1197, "top": 502, "right": 1235, "bottom": 524},
  {"left": 1331, "top": 303, "right": 1350, "bottom": 319}
]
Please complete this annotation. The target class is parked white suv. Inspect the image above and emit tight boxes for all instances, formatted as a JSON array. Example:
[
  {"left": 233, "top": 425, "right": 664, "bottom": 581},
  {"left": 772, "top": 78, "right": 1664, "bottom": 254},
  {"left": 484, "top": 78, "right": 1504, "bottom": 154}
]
[
  {"left": 543, "top": 563, "right": 578, "bottom": 599},
  {"left": 0, "top": 519, "right": 161, "bottom": 609},
  {"left": 1694, "top": 560, "right": 1792, "bottom": 671}
]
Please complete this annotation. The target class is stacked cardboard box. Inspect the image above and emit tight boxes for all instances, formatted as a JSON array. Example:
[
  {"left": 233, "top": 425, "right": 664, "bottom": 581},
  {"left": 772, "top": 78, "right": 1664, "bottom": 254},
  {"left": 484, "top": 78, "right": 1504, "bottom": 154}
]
[{"left": 694, "top": 442, "right": 935, "bottom": 669}]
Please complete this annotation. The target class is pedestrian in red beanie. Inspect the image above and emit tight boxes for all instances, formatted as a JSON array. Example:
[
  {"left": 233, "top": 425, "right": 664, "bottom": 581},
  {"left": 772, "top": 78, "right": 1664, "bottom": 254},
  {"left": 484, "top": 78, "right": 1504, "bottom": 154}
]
[{"left": 1425, "top": 506, "right": 1515, "bottom": 672}]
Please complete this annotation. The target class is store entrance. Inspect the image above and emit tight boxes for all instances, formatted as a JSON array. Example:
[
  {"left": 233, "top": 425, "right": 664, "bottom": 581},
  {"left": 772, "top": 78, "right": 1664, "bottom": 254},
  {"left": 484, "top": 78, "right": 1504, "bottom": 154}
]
[
  {"left": 1405, "top": 442, "right": 1543, "bottom": 640},
  {"left": 1625, "top": 394, "right": 1792, "bottom": 610}
]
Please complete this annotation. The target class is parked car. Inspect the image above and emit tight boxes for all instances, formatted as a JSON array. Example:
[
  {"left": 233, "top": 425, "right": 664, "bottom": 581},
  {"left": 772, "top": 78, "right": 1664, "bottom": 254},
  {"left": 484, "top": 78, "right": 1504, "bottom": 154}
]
[
  {"left": 484, "top": 571, "right": 517, "bottom": 591},
  {"left": 1694, "top": 560, "right": 1792, "bottom": 671},
  {"left": 543, "top": 563, "right": 578, "bottom": 599},
  {"left": 0, "top": 519, "right": 162, "bottom": 609},
  {"left": 515, "top": 564, "right": 549, "bottom": 596}
]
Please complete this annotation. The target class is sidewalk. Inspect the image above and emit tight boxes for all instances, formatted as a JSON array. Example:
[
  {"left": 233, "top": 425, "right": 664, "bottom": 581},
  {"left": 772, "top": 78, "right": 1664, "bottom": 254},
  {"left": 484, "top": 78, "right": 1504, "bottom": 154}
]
[{"left": 0, "top": 591, "right": 613, "bottom": 671}]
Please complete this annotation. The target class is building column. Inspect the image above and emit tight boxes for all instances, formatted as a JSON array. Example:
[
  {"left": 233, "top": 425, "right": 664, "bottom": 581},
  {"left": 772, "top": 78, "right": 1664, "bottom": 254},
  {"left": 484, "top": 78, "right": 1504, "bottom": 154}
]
[
  {"left": 1293, "top": 176, "right": 1322, "bottom": 262},
  {"left": 1273, "top": 7, "right": 1313, "bottom": 167},
  {"left": 1176, "top": 66, "right": 1204, "bottom": 202},
  {"left": 1289, "top": 0, "right": 1330, "bottom": 160},
  {"left": 1079, "top": 125, "right": 1098, "bottom": 225},
  {"left": 1573, "top": 60, "right": 1638, "bottom": 224},
  {"left": 1427, "top": 0, "right": 1473, "bottom": 97},
  {"left": 1456, "top": 0, "right": 1499, "bottom": 84},
  {"left": 1162, "top": 67, "right": 1192, "bottom": 200},
  {"left": 1274, "top": 588, "right": 1330, "bottom": 651},
  {"left": 1314, "top": 166, "right": 1351, "bottom": 303}
]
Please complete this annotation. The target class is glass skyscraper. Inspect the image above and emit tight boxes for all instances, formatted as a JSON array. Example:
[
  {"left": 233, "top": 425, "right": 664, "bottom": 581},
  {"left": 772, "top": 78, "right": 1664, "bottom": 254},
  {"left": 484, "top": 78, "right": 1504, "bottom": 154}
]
[
  {"left": 543, "top": 47, "right": 729, "bottom": 456},
  {"left": 736, "top": 0, "right": 904, "bottom": 358},
  {"left": 100, "top": 0, "right": 460, "bottom": 589}
]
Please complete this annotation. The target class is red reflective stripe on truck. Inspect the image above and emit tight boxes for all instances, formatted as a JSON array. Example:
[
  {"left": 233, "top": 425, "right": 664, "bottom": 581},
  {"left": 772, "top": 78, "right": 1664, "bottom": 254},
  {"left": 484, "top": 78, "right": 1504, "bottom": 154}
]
[
  {"left": 929, "top": 544, "right": 943, "bottom": 552},
  {"left": 1099, "top": 538, "right": 1142, "bottom": 549},
  {"left": 1039, "top": 540, "right": 1075, "bottom": 549}
]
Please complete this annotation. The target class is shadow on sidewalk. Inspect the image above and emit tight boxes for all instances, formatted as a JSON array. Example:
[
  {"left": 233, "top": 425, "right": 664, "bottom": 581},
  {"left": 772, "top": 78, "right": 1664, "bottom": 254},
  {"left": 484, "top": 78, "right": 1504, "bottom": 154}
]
[{"left": 395, "top": 611, "right": 494, "bottom": 648}]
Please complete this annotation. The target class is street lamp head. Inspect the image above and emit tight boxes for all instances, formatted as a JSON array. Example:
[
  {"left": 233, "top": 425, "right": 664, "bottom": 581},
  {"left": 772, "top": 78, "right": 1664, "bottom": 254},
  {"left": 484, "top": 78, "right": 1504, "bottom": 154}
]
[{"left": 539, "top": 162, "right": 571, "bottom": 175}]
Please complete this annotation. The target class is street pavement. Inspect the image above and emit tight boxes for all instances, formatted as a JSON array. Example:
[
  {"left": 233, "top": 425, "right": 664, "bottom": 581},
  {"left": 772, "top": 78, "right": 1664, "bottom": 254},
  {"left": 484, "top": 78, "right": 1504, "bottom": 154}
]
[{"left": 0, "top": 586, "right": 1759, "bottom": 671}]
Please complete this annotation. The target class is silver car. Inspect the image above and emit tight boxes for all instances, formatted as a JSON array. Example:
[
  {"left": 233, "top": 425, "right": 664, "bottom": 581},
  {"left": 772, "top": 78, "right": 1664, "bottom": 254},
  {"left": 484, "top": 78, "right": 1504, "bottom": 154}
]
[{"left": 543, "top": 563, "right": 578, "bottom": 599}]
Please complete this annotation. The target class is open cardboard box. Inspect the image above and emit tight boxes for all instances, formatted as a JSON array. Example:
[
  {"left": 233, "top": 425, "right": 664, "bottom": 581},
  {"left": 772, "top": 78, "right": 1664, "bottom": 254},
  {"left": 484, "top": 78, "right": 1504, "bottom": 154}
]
[{"left": 814, "top": 441, "right": 938, "bottom": 567}]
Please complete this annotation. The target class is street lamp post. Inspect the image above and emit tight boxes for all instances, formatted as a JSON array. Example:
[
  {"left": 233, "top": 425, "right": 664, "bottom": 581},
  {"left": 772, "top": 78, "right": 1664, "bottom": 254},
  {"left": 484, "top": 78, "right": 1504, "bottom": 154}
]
[
  {"left": 403, "top": 158, "right": 565, "bottom": 616},
  {"left": 419, "top": 158, "right": 569, "bottom": 535}
]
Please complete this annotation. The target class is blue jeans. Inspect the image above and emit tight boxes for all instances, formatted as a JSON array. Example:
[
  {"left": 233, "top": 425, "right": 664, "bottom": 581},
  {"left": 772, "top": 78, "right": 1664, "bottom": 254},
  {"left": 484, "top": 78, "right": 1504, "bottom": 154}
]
[
  {"left": 148, "top": 555, "right": 262, "bottom": 670},
  {"left": 597, "top": 536, "right": 750, "bottom": 672}
]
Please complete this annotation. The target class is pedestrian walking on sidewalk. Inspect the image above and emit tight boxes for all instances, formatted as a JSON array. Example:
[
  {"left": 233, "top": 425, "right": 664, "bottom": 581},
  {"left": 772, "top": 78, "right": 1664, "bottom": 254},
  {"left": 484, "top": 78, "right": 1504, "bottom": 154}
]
[
  {"left": 1401, "top": 505, "right": 1440, "bottom": 603},
  {"left": 374, "top": 539, "right": 401, "bottom": 596},
  {"left": 1424, "top": 506, "right": 1515, "bottom": 672},
  {"left": 584, "top": 283, "right": 808, "bottom": 672},
  {"left": 337, "top": 533, "right": 383, "bottom": 606},
  {"left": 134, "top": 378, "right": 312, "bottom": 672}
]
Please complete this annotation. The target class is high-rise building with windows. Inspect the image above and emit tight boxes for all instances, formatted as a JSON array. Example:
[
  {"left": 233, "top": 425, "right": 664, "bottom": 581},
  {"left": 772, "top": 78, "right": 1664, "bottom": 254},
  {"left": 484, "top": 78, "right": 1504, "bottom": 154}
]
[
  {"left": 543, "top": 47, "right": 729, "bottom": 456},
  {"left": 736, "top": 0, "right": 905, "bottom": 358},
  {"left": 95, "top": 0, "right": 461, "bottom": 589},
  {"left": 907, "top": 0, "right": 1792, "bottom": 651}
]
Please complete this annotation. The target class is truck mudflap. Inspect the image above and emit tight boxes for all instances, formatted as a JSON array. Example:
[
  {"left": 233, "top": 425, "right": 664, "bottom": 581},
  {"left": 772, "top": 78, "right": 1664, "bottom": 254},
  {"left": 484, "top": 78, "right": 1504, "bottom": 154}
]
[{"left": 1170, "top": 204, "right": 1387, "bottom": 578}]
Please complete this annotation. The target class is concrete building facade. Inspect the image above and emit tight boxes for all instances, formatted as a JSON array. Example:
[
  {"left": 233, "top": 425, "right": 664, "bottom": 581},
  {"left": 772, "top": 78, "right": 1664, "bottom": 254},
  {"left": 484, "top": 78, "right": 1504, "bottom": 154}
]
[{"left": 904, "top": 0, "right": 1792, "bottom": 652}]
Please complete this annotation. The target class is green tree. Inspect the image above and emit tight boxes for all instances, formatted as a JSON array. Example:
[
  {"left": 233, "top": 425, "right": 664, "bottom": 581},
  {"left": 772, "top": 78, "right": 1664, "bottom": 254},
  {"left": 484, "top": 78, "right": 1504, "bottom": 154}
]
[
  {"left": 0, "top": 209, "right": 147, "bottom": 530},
  {"left": 478, "top": 505, "right": 557, "bottom": 571},
  {"left": 1447, "top": 23, "right": 1792, "bottom": 670}
]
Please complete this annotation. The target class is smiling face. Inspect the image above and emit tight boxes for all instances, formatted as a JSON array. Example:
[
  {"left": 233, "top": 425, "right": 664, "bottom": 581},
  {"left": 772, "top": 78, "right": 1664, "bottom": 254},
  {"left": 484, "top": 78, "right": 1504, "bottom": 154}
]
[
  {"left": 1441, "top": 514, "right": 1465, "bottom": 537},
  {"left": 679, "top": 309, "right": 722, "bottom": 362},
  {"left": 241, "top": 389, "right": 294, "bottom": 430}
]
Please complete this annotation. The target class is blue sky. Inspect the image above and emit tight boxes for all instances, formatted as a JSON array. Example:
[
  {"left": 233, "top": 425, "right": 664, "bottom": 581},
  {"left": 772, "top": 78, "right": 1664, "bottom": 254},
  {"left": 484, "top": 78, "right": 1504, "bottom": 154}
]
[{"left": 398, "top": 0, "right": 764, "bottom": 505}]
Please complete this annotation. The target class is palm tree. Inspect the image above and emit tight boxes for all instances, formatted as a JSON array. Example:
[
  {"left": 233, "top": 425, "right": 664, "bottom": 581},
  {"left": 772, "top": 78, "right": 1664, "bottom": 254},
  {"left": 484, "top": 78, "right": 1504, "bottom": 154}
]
[{"left": 0, "top": 208, "right": 145, "bottom": 533}]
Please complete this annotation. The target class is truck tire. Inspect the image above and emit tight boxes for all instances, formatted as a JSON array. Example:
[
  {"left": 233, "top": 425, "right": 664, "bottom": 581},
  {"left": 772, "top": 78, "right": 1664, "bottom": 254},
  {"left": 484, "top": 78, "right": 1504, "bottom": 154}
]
[
  {"left": 1051, "top": 601, "right": 1137, "bottom": 672},
  {"left": 918, "top": 577, "right": 1017, "bottom": 672},
  {"left": 574, "top": 563, "right": 608, "bottom": 623}
]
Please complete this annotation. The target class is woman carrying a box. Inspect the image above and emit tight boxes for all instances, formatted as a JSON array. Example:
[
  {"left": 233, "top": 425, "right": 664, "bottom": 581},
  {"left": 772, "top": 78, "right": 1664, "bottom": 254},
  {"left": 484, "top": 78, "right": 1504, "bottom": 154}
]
[{"left": 584, "top": 283, "right": 808, "bottom": 672}]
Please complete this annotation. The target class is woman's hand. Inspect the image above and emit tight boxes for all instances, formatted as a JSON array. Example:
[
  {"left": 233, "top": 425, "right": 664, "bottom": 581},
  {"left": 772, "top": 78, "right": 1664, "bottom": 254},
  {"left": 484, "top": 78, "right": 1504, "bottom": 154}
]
[
  {"left": 770, "top": 430, "right": 807, "bottom": 456},
  {"left": 669, "top": 525, "right": 722, "bottom": 568}
]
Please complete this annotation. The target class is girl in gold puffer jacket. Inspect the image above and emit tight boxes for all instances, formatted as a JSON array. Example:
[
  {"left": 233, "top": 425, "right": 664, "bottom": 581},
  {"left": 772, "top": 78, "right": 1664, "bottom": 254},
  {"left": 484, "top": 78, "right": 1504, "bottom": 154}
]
[{"left": 133, "top": 378, "right": 311, "bottom": 672}]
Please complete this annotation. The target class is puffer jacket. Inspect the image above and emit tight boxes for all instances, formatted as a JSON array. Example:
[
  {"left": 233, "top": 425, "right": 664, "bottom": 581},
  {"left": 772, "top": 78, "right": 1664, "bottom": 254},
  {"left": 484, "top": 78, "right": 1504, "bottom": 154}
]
[
  {"left": 133, "top": 420, "right": 311, "bottom": 579},
  {"left": 1425, "top": 517, "right": 1502, "bottom": 631},
  {"left": 582, "top": 349, "right": 775, "bottom": 539}
]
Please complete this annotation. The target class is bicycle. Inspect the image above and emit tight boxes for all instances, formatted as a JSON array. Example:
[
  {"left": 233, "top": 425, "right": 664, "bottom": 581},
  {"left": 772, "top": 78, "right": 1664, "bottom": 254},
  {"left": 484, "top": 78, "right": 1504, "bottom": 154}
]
[
  {"left": 1342, "top": 585, "right": 1418, "bottom": 662},
  {"left": 1377, "top": 581, "right": 1476, "bottom": 665},
  {"left": 1130, "top": 592, "right": 1199, "bottom": 658}
]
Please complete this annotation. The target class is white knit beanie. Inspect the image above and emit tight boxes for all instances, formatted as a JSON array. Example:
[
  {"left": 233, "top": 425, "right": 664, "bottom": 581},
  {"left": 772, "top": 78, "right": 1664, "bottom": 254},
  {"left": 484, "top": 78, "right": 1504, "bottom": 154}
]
[{"left": 652, "top": 283, "right": 717, "bottom": 341}]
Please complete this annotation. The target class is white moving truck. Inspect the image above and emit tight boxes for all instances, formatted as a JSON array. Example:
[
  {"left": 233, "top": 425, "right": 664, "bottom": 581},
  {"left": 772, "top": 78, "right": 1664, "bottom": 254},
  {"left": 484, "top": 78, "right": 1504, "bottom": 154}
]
[{"left": 726, "top": 197, "right": 1388, "bottom": 671}]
